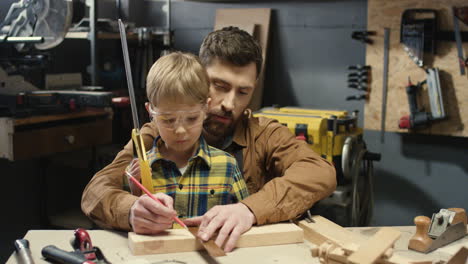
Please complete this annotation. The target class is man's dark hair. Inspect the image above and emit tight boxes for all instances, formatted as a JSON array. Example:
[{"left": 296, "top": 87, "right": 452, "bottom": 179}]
[{"left": 199, "top": 26, "right": 263, "bottom": 77}]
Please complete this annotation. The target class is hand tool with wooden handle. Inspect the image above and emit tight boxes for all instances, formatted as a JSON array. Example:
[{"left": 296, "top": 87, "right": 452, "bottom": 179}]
[{"left": 118, "top": 19, "right": 154, "bottom": 193}]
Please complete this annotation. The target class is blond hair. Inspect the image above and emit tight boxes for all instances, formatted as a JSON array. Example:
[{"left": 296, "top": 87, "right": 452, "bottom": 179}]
[{"left": 146, "top": 52, "right": 209, "bottom": 106}]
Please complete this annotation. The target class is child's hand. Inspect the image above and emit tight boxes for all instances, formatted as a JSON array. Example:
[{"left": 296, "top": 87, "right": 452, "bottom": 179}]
[
  {"left": 125, "top": 158, "right": 142, "bottom": 196},
  {"left": 129, "top": 193, "right": 177, "bottom": 234}
]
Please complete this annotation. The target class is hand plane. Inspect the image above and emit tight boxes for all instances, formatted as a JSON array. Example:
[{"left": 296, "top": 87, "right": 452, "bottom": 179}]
[{"left": 409, "top": 208, "right": 467, "bottom": 253}]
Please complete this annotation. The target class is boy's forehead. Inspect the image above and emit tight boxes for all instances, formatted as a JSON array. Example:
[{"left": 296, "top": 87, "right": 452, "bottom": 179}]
[{"left": 154, "top": 100, "right": 203, "bottom": 112}]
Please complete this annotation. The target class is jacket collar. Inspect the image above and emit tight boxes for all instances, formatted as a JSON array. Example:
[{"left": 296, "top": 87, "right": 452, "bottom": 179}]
[{"left": 147, "top": 136, "right": 212, "bottom": 168}]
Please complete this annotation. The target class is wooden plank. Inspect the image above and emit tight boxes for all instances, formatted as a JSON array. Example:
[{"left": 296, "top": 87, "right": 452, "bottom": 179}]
[
  {"left": 214, "top": 8, "right": 271, "bottom": 111},
  {"left": 347, "top": 227, "right": 401, "bottom": 264},
  {"left": 364, "top": 0, "right": 468, "bottom": 137},
  {"left": 299, "top": 217, "right": 416, "bottom": 264},
  {"left": 128, "top": 223, "right": 303, "bottom": 255},
  {"left": 298, "top": 216, "right": 366, "bottom": 248},
  {"left": 188, "top": 227, "right": 226, "bottom": 257},
  {"left": 447, "top": 247, "right": 468, "bottom": 264}
]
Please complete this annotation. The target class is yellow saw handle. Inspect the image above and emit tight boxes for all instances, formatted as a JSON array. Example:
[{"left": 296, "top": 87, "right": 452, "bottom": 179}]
[{"left": 131, "top": 129, "right": 154, "bottom": 193}]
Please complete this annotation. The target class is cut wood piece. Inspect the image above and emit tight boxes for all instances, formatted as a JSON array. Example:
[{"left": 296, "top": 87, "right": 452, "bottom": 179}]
[
  {"left": 188, "top": 227, "right": 225, "bottom": 257},
  {"left": 298, "top": 216, "right": 366, "bottom": 248},
  {"left": 299, "top": 216, "right": 416, "bottom": 264},
  {"left": 447, "top": 247, "right": 468, "bottom": 264},
  {"left": 347, "top": 227, "right": 401, "bottom": 264},
  {"left": 128, "top": 223, "right": 303, "bottom": 255}
]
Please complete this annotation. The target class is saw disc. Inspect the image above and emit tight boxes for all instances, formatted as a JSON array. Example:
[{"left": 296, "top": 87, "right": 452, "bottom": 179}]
[{"left": 34, "top": 0, "right": 73, "bottom": 50}]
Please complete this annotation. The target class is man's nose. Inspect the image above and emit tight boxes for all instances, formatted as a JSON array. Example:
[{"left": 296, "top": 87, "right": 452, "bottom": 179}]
[{"left": 221, "top": 90, "right": 235, "bottom": 112}]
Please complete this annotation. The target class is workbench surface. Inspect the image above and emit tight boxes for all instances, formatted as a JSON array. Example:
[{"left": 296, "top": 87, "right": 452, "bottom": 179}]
[{"left": 7, "top": 226, "right": 468, "bottom": 264}]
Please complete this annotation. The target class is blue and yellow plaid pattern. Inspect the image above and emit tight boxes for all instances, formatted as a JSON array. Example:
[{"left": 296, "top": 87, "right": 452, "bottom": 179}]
[{"left": 124, "top": 136, "right": 249, "bottom": 218}]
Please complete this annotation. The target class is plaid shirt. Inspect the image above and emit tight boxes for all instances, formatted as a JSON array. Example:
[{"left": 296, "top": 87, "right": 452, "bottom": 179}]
[{"left": 125, "top": 136, "right": 249, "bottom": 218}]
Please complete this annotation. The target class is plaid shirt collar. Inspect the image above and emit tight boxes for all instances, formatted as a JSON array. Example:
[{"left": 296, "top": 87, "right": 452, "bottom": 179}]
[{"left": 147, "top": 136, "right": 212, "bottom": 168}]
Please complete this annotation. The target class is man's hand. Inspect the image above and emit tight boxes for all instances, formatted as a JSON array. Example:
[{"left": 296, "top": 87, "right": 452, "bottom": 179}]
[
  {"left": 129, "top": 193, "right": 177, "bottom": 235},
  {"left": 183, "top": 203, "right": 256, "bottom": 252}
]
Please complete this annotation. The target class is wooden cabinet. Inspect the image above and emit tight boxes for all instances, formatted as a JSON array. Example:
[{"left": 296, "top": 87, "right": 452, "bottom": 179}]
[{"left": 0, "top": 109, "right": 112, "bottom": 161}]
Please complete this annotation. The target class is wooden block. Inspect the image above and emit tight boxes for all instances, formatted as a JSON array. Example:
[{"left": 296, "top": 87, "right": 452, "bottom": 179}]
[
  {"left": 188, "top": 227, "right": 225, "bottom": 257},
  {"left": 448, "top": 208, "right": 468, "bottom": 228},
  {"left": 298, "top": 216, "right": 365, "bottom": 248},
  {"left": 347, "top": 227, "right": 401, "bottom": 264},
  {"left": 128, "top": 223, "right": 303, "bottom": 255},
  {"left": 447, "top": 247, "right": 468, "bottom": 264}
]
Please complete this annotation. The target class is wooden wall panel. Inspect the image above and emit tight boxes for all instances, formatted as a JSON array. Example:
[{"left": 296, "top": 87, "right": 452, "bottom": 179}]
[{"left": 365, "top": 0, "right": 468, "bottom": 137}]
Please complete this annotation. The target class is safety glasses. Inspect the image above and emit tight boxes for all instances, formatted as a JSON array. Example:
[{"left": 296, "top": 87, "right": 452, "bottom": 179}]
[{"left": 148, "top": 104, "right": 206, "bottom": 130}]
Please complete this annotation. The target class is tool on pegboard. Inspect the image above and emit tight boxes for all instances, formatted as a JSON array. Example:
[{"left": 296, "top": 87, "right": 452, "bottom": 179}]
[
  {"left": 381, "top": 28, "right": 390, "bottom": 143},
  {"left": 453, "top": 6, "right": 467, "bottom": 75},
  {"left": 398, "top": 68, "right": 446, "bottom": 129},
  {"left": 400, "top": 9, "right": 437, "bottom": 68},
  {"left": 346, "top": 65, "right": 370, "bottom": 101},
  {"left": 351, "top": 31, "right": 376, "bottom": 44},
  {"left": 401, "top": 7, "right": 468, "bottom": 71}
]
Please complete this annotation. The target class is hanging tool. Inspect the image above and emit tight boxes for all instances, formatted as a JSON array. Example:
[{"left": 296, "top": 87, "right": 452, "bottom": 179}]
[
  {"left": 347, "top": 65, "right": 370, "bottom": 100},
  {"left": 453, "top": 6, "right": 466, "bottom": 75},
  {"left": 400, "top": 9, "right": 437, "bottom": 68},
  {"left": 118, "top": 19, "right": 154, "bottom": 194},
  {"left": 346, "top": 94, "right": 367, "bottom": 101},
  {"left": 351, "top": 31, "right": 376, "bottom": 44},
  {"left": 381, "top": 28, "right": 390, "bottom": 143},
  {"left": 398, "top": 68, "right": 446, "bottom": 129}
]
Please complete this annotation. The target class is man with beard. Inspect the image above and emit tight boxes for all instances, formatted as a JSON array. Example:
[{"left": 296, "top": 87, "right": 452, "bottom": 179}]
[{"left": 81, "top": 27, "right": 336, "bottom": 253}]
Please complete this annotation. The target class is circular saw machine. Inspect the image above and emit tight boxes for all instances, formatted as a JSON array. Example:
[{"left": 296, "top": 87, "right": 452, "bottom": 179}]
[{"left": 0, "top": 0, "right": 73, "bottom": 51}]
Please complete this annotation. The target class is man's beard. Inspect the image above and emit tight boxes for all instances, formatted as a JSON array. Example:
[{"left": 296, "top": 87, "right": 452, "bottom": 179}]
[{"left": 203, "top": 111, "right": 235, "bottom": 138}]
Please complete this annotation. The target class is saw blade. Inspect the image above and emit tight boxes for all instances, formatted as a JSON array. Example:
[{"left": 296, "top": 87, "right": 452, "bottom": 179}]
[{"left": 34, "top": 0, "right": 73, "bottom": 50}]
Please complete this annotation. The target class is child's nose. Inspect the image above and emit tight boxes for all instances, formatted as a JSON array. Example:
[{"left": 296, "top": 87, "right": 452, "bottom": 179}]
[{"left": 174, "top": 123, "right": 187, "bottom": 134}]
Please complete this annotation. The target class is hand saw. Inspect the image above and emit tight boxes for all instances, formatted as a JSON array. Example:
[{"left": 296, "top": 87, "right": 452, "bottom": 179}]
[{"left": 118, "top": 19, "right": 154, "bottom": 193}]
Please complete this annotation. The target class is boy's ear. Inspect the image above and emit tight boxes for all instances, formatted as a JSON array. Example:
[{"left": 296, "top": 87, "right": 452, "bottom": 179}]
[
  {"left": 145, "top": 102, "right": 150, "bottom": 113},
  {"left": 206, "top": 97, "right": 212, "bottom": 108}
]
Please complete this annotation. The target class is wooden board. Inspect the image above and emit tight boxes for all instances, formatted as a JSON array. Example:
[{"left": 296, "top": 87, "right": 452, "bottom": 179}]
[
  {"left": 188, "top": 227, "right": 226, "bottom": 257},
  {"left": 348, "top": 227, "right": 401, "bottom": 264},
  {"left": 364, "top": 0, "right": 468, "bottom": 137},
  {"left": 128, "top": 223, "right": 303, "bottom": 255},
  {"left": 214, "top": 8, "right": 271, "bottom": 111},
  {"left": 298, "top": 216, "right": 365, "bottom": 248},
  {"left": 299, "top": 216, "right": 416, "bottom": 264}
]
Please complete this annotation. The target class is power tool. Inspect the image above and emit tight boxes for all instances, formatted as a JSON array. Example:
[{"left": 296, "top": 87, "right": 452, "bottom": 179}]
[
  {"left": 254, "top": 107, "right": 381, "bottom": 226},
  {"left": 398, "top": 68, "right": 446, "bottom": 129}
]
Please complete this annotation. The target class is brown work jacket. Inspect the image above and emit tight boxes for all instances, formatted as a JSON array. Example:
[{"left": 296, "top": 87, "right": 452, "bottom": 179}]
[{"left": 81, "top": 110, "right": 337, "bottom": 230}]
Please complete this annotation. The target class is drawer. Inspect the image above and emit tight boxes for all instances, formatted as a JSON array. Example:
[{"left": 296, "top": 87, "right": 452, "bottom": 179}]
[{"left": 13, "top": 118, "right": 112, "bottom": 160}]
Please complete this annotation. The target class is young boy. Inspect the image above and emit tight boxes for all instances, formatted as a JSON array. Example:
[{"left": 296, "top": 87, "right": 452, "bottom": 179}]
[{"left": 124, "top": 52, "right": 249, "bottom": 223}]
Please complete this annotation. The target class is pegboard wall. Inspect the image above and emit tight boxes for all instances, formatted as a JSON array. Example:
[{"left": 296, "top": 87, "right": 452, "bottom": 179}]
[{"left": 364, "top": 0, "right": 468, "bottom": 137}]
